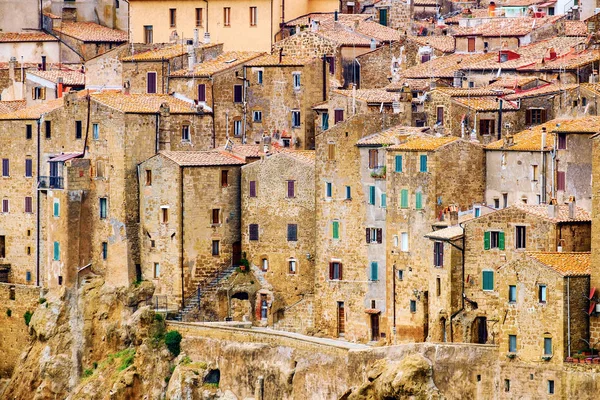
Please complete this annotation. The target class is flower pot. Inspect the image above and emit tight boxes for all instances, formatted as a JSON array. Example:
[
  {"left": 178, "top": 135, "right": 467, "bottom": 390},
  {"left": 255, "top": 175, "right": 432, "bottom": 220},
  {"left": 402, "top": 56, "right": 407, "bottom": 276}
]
[
  {"left": 572, "top": 358, "right": 580, "bottom": 364},
  {"left": 586, "top": 359, "right": 593, "bottom": 364},
  {"left": 240, "top": 265, "right": 246, "bottom": 271},
  {"left": 593, "top": 358, "right": 600, "bottom": 364},
  {"left": 566, "top": 357, "right": 574, "bottom": 363}
]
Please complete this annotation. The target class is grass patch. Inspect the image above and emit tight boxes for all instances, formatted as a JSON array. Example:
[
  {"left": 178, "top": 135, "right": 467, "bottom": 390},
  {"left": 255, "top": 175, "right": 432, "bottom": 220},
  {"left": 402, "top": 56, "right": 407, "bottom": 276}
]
[
  {"left": 83, "top": 368, "right": 93, "bottom": 378},
  {"left": 203, "top": 383, "right": 219, "bottom": 389},
  {"left": 23, "top": 310, "right": 33, "bottom": 326},
  {"left": 39, "top": 297, "right": 46, "bottom": 304}
]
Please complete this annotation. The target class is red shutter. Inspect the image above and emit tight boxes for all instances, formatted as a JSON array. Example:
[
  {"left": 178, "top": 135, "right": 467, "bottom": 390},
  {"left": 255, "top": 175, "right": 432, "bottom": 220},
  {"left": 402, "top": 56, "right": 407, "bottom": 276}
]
[
  {"left": 557, "top": 171, "right": 566, "bottom": 191},
  {"left": 339, "top": 263, "right": 343, "bottom": 280},
  {"left": 329, "top": 263, "right": 334, "bottom": 280},
  {"left": 198, "top": 84, "right": 206, "bottom": 102},
  {"left": 366, "top": 228, "right": 371, "bottom": 243},
  {"left": 526, "top": 109, "right": 532, "bottom": 125},
  {"left": 376, "top": 228, "right": 382, "bottom": 244},
  {"left": 334, "top": 109, "right": 344, "bottom": 124}
]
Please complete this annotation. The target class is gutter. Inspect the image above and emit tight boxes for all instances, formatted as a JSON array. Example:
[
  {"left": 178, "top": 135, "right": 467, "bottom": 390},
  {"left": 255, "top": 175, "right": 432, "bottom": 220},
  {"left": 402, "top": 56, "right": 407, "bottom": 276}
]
[
  {"left": 36, "top": 118, "right": 41, "bottom": 286},
  {"left": 180, "top": 166, "right": 185, "bottom": 309},
  {"left": 449, "top": 223, "right": 466, "bottom": 342}
]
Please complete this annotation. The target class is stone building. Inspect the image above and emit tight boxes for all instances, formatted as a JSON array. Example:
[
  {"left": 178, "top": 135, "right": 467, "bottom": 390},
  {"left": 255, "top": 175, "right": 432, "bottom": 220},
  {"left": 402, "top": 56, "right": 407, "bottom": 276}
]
[
  {"left": 459, "top": 203, "right": 591, "bottom": 345},
  {"left": 244, "top": 54, "right": 328, "bottom": 149},
  {"left": 138, "top": 150, "right": 246, "bottom": 312},
  {"left": 589, "top": 133, "right": 600, "bottom": 346},
  {"left": 485, "top": 117, "right": 600, "bottom": 212},
  {"left": 0, "top": 32, "right": 60, "bottom": 64},
  {"left": 241, "top": 150, "right": 316, "bottom": 333},
  {"left": 25, "top": 69, "right": 85, "bottom": 106},
  {"left": 385, "top": 135, "right": 485, "bottom": 343},
  {"left": 48, "top": 20, "right": 128, "bottom": 61}
]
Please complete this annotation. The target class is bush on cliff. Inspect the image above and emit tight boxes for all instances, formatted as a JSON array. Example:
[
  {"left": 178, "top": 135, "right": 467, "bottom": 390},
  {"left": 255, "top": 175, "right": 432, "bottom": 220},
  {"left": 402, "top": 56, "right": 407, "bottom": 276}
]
[{"left": 165, "top": 330, "right": 182, "bottom": 357}]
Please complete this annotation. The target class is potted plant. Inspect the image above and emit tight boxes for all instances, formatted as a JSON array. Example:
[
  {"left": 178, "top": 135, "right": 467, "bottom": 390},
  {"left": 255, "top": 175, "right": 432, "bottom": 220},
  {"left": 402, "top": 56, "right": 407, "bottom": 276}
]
[
  {"left": 566, "top": 357, "right": 574, "bottom": 363},
  {"left": 541, "top": 355, "right": 552, "bottom": 361},
  {"left": 506, "top": 353, "right": 517, "bottom": 359}
]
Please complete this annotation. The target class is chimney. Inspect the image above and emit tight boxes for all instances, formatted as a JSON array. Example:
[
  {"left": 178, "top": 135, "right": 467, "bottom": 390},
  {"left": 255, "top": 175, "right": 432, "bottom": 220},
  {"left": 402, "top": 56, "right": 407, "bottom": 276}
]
[
  {"left": 568, "top": 196, "right": 576, "bottom": 219},
  {"left": 193, "top": 29, "right": 200, "bottom": 48},
  {"left": 488, "top": 1, "right": 496, "bottom": 17},
  {"left": 262, "top": 135, "right": 272, "bottom": 155},
  {"left": 41, "top": 56, "right": 46, "bottom": 71},
  {"left": 547, "top": 198, "right": 557, "bottom": 219},
  {"left": 57, "top": 77, "right": 64, "bottom": 98},
  {"left": 204, "top": 32, "right": 211, "bottom": 44},
  {"left": 448, "top": 204, "right": 459, "bottom": 226},
  {"left": 370, "top": 38, "right": 377, "bottom": 50},
  {"left": 8, "top": 57, "right": 16, "bottom": 83},
  {"left": 187, "top": 39, "right": 195, "bottom": 72},
  {"left": 158, "top": 103, "right": 171, "bottom": 151},
  {"left": 334, "top": 10, "right": 339, "bottom": 21}
]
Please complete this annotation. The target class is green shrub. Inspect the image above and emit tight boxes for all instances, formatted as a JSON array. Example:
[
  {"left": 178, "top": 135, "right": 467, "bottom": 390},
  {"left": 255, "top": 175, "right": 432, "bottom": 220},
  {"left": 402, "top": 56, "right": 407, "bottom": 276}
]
[
  {"left": 92, "top": 362, "right": 98, "bottom": 369},
  {"left": 24, "top": 311, "right": 33, "bottom": 326},
  {"left": 83, "top": 368, "right": 93, "bottom": 378},
  {"left": 154, "top": 313, "right": 164, "bottom": 323},
  {"left": 39, "top": 297, "right": 46, "bottom": 304},
  {"left": 181, "top": 355, "right": 192, "bottom": 365},
  {"left": 165, "top": 330, "right": 182, "bottom": 357},
  {"left": 6, "top": 309, "right": 11, "bottom": 317}
]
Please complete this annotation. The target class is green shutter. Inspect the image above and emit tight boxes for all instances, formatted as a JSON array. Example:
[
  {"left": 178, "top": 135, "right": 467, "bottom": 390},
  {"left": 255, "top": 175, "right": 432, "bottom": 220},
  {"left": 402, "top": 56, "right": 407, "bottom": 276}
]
[
  {"left": 371, "top": 262, "right": 378, "bottom": 281},
  {"left": 395, "top": 155, "right": 402, "bottom": 172},
  {"left": 381, "top": 193, "right": 387, "bottom": 208},
  {"left": 332, "top": 221, "right": 339, "bottom": 239},
  {"left": 53, "top": 201, "right": 59, "bottom": 217},
  {"left": 369, "top": 186, "right": 375, "bottom": 205},
  {"left": 499, "top": 231, "right": 505, "bottom": 250},
  {"left": 483, "top": 271, "right": 494, "bottom": 290},
  {"left": 484, "top": 231, "right": 490, "bottom": 250},
  {"left": 420, "top": 155, "right": 428, "bottom": 172},
  {"left": 415, "top": 192, "right": 422, "bottom": 210},
  {"left": 53, "top": 241, "right": 60, "bottom": 261},
  {"left": 401, "top": 189, "right": 408, "bottom": 208}
]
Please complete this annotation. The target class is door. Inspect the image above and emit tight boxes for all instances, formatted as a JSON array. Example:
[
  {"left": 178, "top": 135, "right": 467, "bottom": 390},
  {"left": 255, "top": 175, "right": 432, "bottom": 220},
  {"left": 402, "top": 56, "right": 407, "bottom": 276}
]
[
  {"left": 370, "top": 314, "right": 380, "bottom": 341},
  {"left": 232, "top": 241, "right": 241, "bottom": 266},
  {"left": 468, "top": 38, "right": 476, "bottom": 53},
  {"left": 337, "top": 301, "right": 345, "bottom": 336},
  {"left": 436, "top": 107, "right": 444, "bottom": 125},
  {"left": 474, "top": 316, "right": 488, "bottom": 344},
  {"left": 147, "top": 72, "right": 157, "bottom": 94},
  {"left": 352, "top": 59, "right": 361, "bottom": 89},
  {"left": 260, "top": 294, "right": 268, "bottom": 320}
]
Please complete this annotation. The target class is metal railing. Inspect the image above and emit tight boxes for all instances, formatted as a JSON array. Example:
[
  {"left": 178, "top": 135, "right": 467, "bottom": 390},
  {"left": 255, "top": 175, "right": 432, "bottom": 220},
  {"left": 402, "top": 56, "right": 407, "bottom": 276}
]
[{"left": 38, "top": 176, "right": 64, "bottom": 189}]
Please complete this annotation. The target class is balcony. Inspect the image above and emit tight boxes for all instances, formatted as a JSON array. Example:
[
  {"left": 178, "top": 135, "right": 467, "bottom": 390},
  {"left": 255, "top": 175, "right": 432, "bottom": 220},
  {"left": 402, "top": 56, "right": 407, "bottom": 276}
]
[{"left": 38, "top": 176, "right": 64, "bottom": 190}]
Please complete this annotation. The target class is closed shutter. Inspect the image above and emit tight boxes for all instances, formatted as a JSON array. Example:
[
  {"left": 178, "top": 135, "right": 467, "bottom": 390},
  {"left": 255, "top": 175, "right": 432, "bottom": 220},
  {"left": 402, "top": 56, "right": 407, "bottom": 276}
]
[
  {"left": 401, "top": 189, "right": 408, "bottom": 208},
  {"left": 147, "top": 72, "right": 157, "bottom": 94},
  {"left": 53, "top": 201, "right": 59, "bottom": 217},
  {"left": 339, "top": 263, "right": 343, "bottom": 280},
  {"left": 334, "top": 109, "right": 344, "bottom": 124},
  {"left": 420, "top": 155, "right": 428, "bottom": 172},
  {"left": 557, "top": 171, "right": 566, "bottom": 191},
  {"left": 25, "top": 159, "right": 32, "bottom": 177},
  {"left": 198, "top": 84, "right": 206, "bottom": 102},
  {"left": 415, "top": 192, "right": 422, "bottom": 209},
  {"left": 322, "top": 113, "right": 329, "bottom": 130},
  {"left": 484, "top": 231, "right": 490, "bottom": 250},
  {"left": 439, "top": 243, "right": 444, "bottom": 266},
  {"left": 482, "top": 271, "right": 494, "bottom": 290},
  {"left": 376, "top": 228, "right": 382, "bottom": 244},
  {"left": 366, "top": 228, "right": 371, "bottom": 243},
  {"left": 287, "top": 224, "right": 297, "bottom": 241},
  {"left": 25, "top": 197, "right": 32, "bottom": 213},
  {"left": 53, "top": 241, "right": 60, "bottom": 261},
  {"left": 379, "top": 8, "right": 388, "bottom": 26},
  {"left": 2, "top": 159, "right": 8, "bottom": 176},
  {"left": 332, "top": 221, "right": 339, "bottom": 239},
  {"left": 2, "top": 199, "right": 7, "bottom": 213},
  {"left": 541, "top": 109, "right": 547, "bottom": 123},
  {"left": 498, "top": 232, "right": 505, "bottom": 250},
  {"left": 369, "top": 186, "right": 375, "bottom": 204},
  {"left": 249, "top": 181, "right": 256, "bottom": 197},
  {"left": 525, "top": 109, "right": 532, "bottom": 125},
  {"left": 371, "top": 262, "right": 378, "bottom": 280},
  {"left": 234, "top": 85, "right": 243, "bottom": 103},
  {"left": 381, "top": 194, "right": 386, "bottom": 208},
  {"left": 287, "top": 180, "right": 295, "bottom": 197},
  {"left": 395, "top": 155, "right": 402, "bottom": 172},
  {"left": 329, "top": 262, "right": 334, "bottom": 280},
  {"left": 249, "top": 224, "right": 259, "bottom": 241}
]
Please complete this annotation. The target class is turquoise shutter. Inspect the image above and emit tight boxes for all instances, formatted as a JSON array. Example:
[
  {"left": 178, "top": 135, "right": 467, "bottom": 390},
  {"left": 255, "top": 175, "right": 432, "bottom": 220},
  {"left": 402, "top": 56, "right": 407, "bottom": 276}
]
[
  {"left": 499, "top": 232, "right": 505, "bottom": 250},
  {"left": 401, "top": 189, "right": 408, "bottom": 208},
  {"left": 371, "top": 262, "right": 378, "bottom": 281},
  {"left": 415, "top": 192, "right": 422, "bottom": 209},
  {"left": 381, "top": 193, "right": 387, "bottom": 208},
  {"left": 332, "top": 221, "right": 339, "bottom": 239},
  {"left": 53, "top": 201, "right": 59, "bottom": 217},
  {"left": 322, "top": 113, "right": 329, "bottom": 130},
  {"left": 420, "top": 155, "right": 428, "bottom": 172},
  {"left": 369, "top": 186, "right": 375, "bottom": 205},
  {"left": 483, "top": 271, "right": 494, "bottom": 290},
  {"left": 53, "top": 241, "right": 60, "bottom": 261},
  {"left": 484, "top": 231, "right": 490, "bottom": 250},
  {"left": 395, "top": 155, "right": 402, "bottom": 172}
]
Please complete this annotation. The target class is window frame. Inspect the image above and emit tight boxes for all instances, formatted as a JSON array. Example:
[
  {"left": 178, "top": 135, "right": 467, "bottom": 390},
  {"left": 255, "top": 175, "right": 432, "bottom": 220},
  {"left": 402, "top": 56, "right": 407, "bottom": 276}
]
[
  {"left": 287, "top": 223, "right": 298, "bottom": 242},
  {"left": 515, "top": 225, "right": 526, "bottom": 249},
  {"left": 482, "top": 270, "right": 494, "bottom": 291},
  {"left": 508, "top": 334, "right": 517, "bottom": 353},
  {"left": 211, "top": 240, "right": 220, "bottom": 256},
  {"left": 508, "top": 284, "right": 517, "bottom": 303},
  {"left": 99, "top": 197, "right": 108, "bottom": 219},
  {"left": 249, "top": 223, "right": 259, "bottom": 241},
  {"left": 169, "top": 8, "right": 177, "bottom": 27},
  {"left": 291, "top": 110, "right": 301, "bottom": 128}
]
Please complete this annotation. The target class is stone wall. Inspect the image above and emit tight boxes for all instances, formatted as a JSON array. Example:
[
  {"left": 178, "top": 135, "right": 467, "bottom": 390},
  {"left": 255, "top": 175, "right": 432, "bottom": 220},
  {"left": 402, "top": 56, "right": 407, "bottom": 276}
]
[{"left": 591, "top": 139, "right": 600, "bottom": 344}]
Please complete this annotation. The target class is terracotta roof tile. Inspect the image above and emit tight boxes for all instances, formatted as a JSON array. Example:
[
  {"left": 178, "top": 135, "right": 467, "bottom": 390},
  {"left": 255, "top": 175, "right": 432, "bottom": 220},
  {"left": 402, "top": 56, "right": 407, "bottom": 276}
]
[
  {"left": 0, "top": 98, "right": 64, "bottom": 120},
  {"left": 357, "top": 126, "right": 431, "bottom": 146},
  {"left": 0, "top": 32, "right": 57, "bottom": 42},
  {"left": 43, "top": 12, "right": 61, "bottom": 19},
  {"left": 160, "top": 150, "right": 246, "bottom": 167},
  {"left": 170, "top": 51, "right": 264, "bottom": 77},
  {"left": 513, "top": 203, "right": 591, "bottom": 222},
  {"left": 453, "top": 16, "right": 564, "bottom": 37},
  {"left": 91, "top": 91, "right": 197, "bottom": 114},
  {"left": 246, "top": 54, "right": 316, "bottom": 67},
  {"left": 445, "top": 9, "right": 491, "bottom": 24},
  {"left": 231, "top": 143, "right": 283, "bottom": 158},
  {"left": 121, "top": 45, "right": 187, "bottom": 62},
  {"left": 54, "top": 22, "right": 127, "bottom": 42},
  {"left": 283, "top": 13, "right": 369, "bottom": 27},
  {"left": 526, "top": 252, "right": 591, "bottom": 277},
  {"left": 411, "top": 35, "right": 456, "bottom": 53},
  {"left": 453, "top": 96, "right": 519, "bottom": 111},
  {"left": 434, "top": 87, "right": 515, "bottom": 97},
  {"left": 518, "top": 50, "right": 600, "bottom": 71},
  {"left": 315, "top": 26, "right": 374, "bottom": 47},
  {"left": 425, "top": 225, "right": 464, "bottom": 240},
  {"left": 386, "top": 78, "right": 433, "bottom": 92},
  {"left": 580, "top": 83, "right": 600, "bottom": 95},
  {"left": 400, "top": 52, "right": 494, "bottom": 78},
  {"left": 563, "top": 20, "right": 588, "bottom": 36},
  {"left": 504, "top": 83, "right": 579, "bottom": 100},
  {"left": 389, "top": 135, "right": 459, "bottom": 151},
  {"left": 0, "top": 100, "right": 26, "bottom": 115},
  {"left": 28, "top": 69, "right": 85, "bottom": 85},
  {"left": 489, "top": 76, "right": 542, "bottom": 88},
  {"left": 279, "top": 150, "right": 316, "bottom": 164},
  {"left": 332, "top": 88, "right": 400, "bottom": 103}
]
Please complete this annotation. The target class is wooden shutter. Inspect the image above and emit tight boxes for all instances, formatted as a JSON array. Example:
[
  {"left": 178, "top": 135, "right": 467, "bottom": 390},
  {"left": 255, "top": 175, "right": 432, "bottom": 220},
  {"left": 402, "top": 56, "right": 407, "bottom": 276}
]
[
  {"left": 25, "top": 197, "right": 32, "bottom": 213},
  {"left": 329, "top": 263, "right": 334, "bottom": 280},
  {"left": 198, "top": 84, "right": 206, "bottom": 102},
  {"left": 439, "top": 243, "right": 444, "bottom": 266},
  {"left": 395, "top": 155, "right": 402, "bottom": 172},
  {"left": 525, "top": 109, "right": 532, "bottom": 125},
  {"left": 541, "top": 109, "right": 547, "bottom": 123},
  {"left": 484, "top": 231, "right": 490, "bottom": 250},
  {"left": 339, "top": 263, "right": 343, "bottom": 280},
  {"left": 328, "top": 56, "right": 335, "bottom": 74},
  {"left": 376, "top": 228, "right": 382, "bottom": 244},
  {"left": 557, "top": 171, "right": 566, "bottom": 191},
  {"left": 234, "top": 85, "right": 243, "bottom": 103},
  {"left": 468, "top": 38, "right": 475, "bottom": 52},
  {"left": 416, "top": 192, "right": 422, "bottom": 209},
  {"left": 147, "top": 72, "right": 157, "bottom": 94},
  {"left": 334, "top": 109, "right": 344, "bottom": 124},
  {"left": 433, "top": 242, "right": 439, "bottom": 266},
  {"left": 498, "top": 231, "right": 505, "bottom": 250},
  {"left": 249, "top": 181, "right": 256, "bottom": 197},
  {"left": 371, "top": 262, "right": 378, "bottom": 281},
  {"left": 41, "top": 87, "right": 46, "bottom": 100},
  {"left": 332, "top": 221, "right": 339, "bottom": 239},
  {"left": 420, "top": 155, "right": 427, "bottom": 172},
  {"left": 366, "top": 228, "right": 371, "bottom": 243},
  {"left": 401, "top": 189, "right": 408, "bottom": 208},
  {"left": 287, "top": 180, "right": 295, "bottom": 197}
]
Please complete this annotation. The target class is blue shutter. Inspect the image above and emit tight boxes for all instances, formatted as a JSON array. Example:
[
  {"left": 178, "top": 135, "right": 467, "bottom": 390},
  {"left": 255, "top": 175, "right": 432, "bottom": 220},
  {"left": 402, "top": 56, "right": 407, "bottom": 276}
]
[
  {"left": 53, "top": 241, "right": 60, "bottom": 261},
  {"left": 395, "top": 155, "right": 402, "bottom": 172},
  {"left": 322, "top": 113, "right": 329, "bottom": 130},
  {"left": 483, "top": 270, "right": 494, "bottom": 290},
  {"left": 370, "top": 262, "right": 378, "bottom": 281},
  {"left": 326, "top": 182, "right": 332, "bottom": 197},
  {"left": 369, "top": 186, "right": 376, "bottom": 205},
  {"left": 420, "top": 155, "right": 428, "bottom": 172},
  {"left": 53, "top": 201, "right": 59, "bottom": 217}
]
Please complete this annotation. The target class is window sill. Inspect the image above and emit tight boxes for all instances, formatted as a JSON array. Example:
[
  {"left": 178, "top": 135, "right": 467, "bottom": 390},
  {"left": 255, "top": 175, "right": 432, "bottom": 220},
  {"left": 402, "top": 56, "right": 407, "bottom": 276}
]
[{"left": 211, "top": 223, "right": 222, "bottom": 227}]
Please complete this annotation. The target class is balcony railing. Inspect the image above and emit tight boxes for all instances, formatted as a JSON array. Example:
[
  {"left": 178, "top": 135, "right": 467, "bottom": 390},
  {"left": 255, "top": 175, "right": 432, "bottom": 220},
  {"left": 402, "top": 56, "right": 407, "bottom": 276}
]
[{"left": 38, "top": 176, "right": 64, "bottom": 190}]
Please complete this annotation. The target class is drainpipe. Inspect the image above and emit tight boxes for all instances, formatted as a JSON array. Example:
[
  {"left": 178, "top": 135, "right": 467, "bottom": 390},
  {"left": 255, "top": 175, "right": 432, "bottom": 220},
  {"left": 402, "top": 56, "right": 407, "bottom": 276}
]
[
  {"left": 449, "top": 223, "right": 466, "bottom": 343},
  {"left": 567, "top": 276, "right": 571, "bottom": 357},
  {"left": 36, "top": 118, "right": 41, "bottom": 286},
  {"left": 211, "top": 78, "right": 216, "bottom": 148},
  {"left": 180, "top": 167, "right": 185, "bottom": 309},
  {"left": 541, "top": 127, "right": 546, "bottom": 204},
  {"left": 551, "top": 134, "right": 556, "bottom": 199},
  {"left": 271, "top": 0, "right": 274, "bottom": 48},
  {"left": 155, "top": 114, "right": 159, "bottom": 154},
  {"left": 392, "top": 264, "right": 396, "bottom": 336},
  {"left": 321, "top": 54, "right": 327, "bottom": 101},
  {"left": 242, "top": 67, "right": 248, "bottom": 144},
  {"left": 497, "top": 98, "right": 503, "bottom": 141}
]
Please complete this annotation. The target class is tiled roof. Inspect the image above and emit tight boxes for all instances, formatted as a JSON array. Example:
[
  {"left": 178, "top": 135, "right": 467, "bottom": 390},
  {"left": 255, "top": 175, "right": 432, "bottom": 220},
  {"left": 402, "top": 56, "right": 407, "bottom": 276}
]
[
  {"left": 0, "top": 98, "right": 64, "bottom": 120},
  {"left": 489, "top": 76, "right": 542, "bottom": 88},
  {"left": 160, "top": 150, "right": 246, "bottom": 167},
  {"left": 386, "top": 78, "right": 433, "bottom": 92},
  {"left": 445, "top": 9, "right": 491, "bottom": 24},
  {"left": 311, "top": 100, "right": 329, "bottom": 110},
  {"left": 425, "top": 225, "right": 464, "bottom": 241},
  {"left": 453, "top": 16, "right": 564, "bottom": 37},
  {"left": 563, "top": 20, "right": 588, "bottom": 36},
  {"left": 389, "top": 136, "right": 459, "bottom": 151},
  {"left": 280, "top": 150, "right": 316, "bottom": 164},
  {"left": 28, "top": 69, "right": 85, "bottom": 85},
  {"left": 580, "top": 83, "right": 600, "bottom": 95},
  {"left": 121, "top": 45, "right": 187, "bottom": 62},
  {"left": 513, "top": 203, "right": 591, "bottom": 223},
  {"left": 283, "top": 12, "right": 369, "bottom": 27},
  {"left": 413, "top": 0, "right": 438, "bottom": 5},
  {"left": 231, "top": 143, "right": 283, "bottom": 158},
  {"left": 91, "top": 91, "right": 197, "bottom": 114},
  {"left": 411, "top": 35, "right": 456, "bottom": 53},
  {"left": 332, "top": 88, "right": 399, "bottom": 103},
  {"left": 43, "top": 12, "right": 61, "bottom": 19},
  {"left": 501, "top": 0, "right": 549, "bottom": 6},
  {"left": 433, "top": 87, "right": 515, "bottom": 97},
  {"left": 170, "top": 51, "right": 264, "bottom": 77},
  {"left": 400, "top": 52, "right": 494, "bottom": 78},
  {"left": 246, "top": 54, "right": 316, "bottom": 67},
  {"left": 0, "top": 32, "right": 57, "bottom": 42},
  {"left": 54, "top": 22, "right": 127, "bottom": 42},
  {"left": 453, "top": 96, "right": 518, "bottom": 111},
  {"left": 350, "top": 20, "right": 403, "bottom": 42},
  {"left": 316, "top": 26, "right": 374, "bottom": 47},
  {"left": 526, "top": 252, "right": 591, "bottom": 277},
  {"left": 504, "top": 83, "right": 579, "bottom": 100},
  {"left": 0, "top": 100, "right": 26, "bottom": 115},
  {"left": 357, "top": 126, "right": 431, "bottom": 146},
  {"left": 518, "top": 50, "right": 600, "bottom": 71}
]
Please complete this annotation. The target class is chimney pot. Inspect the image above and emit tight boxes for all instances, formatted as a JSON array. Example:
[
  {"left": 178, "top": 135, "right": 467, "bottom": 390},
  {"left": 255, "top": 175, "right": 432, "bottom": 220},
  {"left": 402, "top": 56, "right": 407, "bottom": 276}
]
[{"left": 41, "top": 56, "right": 47, "bottom": 71}]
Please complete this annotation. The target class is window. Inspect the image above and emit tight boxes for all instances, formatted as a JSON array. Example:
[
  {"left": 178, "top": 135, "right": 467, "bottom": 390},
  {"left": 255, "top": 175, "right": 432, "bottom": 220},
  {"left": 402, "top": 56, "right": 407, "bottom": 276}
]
[
  {"left": 288, "top": 259, "right": 297, "bottom": 274},
  {"left": 75, "top": 120, "right": 82, "bottom": 139},
  {"left": 249, "top": 224, "right": 259, "bottom": 241},
  {"left": 99, "top": 198, "right": 107, "bottom": 219},
  {"left": 398, "top": 269, "right": 404, "bottom": 280},
  {"left": 145, "top": 170, "right": 152, "bottom": 186},
  {"left": 436, "top": 277, "right": 441, "bottom": 296},
  {"left": 102, "top": 242, "right": 108, "bottom": 260},
  {"left": 503, "top": 193, "right": 508, "bottom": 208},
  {"left": 253, "top": 110, "right": 262, "bottom": 122},
  {"left": 401, "top": 232, "right": 409, "bottom": 251},
  {"left": 291, "top": 110, "right": 301, "bottom": 128},
  {"left": 212, "top": 209, "right": 220, "bottom": 224},
  {"left": 548, "top": 380, "right": 555, "bottom": 394},
  {"left": 539, "top": 285, "right": 547, "bottom": 303},
  {"left": 400, "top": 189, "right": 409, "bottom": 209},
  {"left": 494, "top": 198, "right": 500, "bottom": 209},
  {"left": 332, "top": 221, "right": 340, "bottom": 239},
  {"left": 181, "top": 125, "right": 190, "bottom": 141},
  {"left": 474, "top": 207, "right": 481, "bottom": 217},
  {"left": 53, "top": 199, "right": 60, "bottom": 217},
  {"left": 249, "top": 181, "right": 256, "bottom": 197},
  {"left": 93, "top": 123, "right": 99, "bottom": 140},
  {"left": 345, "top": 186, "right": 351, "bottom": 200},
  {"left": 415, "top": 191, "right": 422, "bottom": 210},
  {"left": 508, "top": 285, "right": 516, "bottom": 303},
  {"left": 419, "top": 155, "right": 428, "bottom": 172},
  {"left": 293, "top": 72, "right": 301, "bottom": 89},
  {"left": 508, "top": 334, "right": 517, "bottom": 353},
  {"left": 195, "top": 8, "right": 203, "bottom": 27},
  {"left": 147, "top": 72, "right": 157, "bottom": 94},
  {"left": 479, "top": 119, "right": 495, "bottom": 136},
  {"left": 169, "top": 8, "right": 176, "bottom": 27},
  {"left": 368, "top": 186, "right": 375, "bottom": 205},
  {"left": 26, "top": 124, "right": 32, "bottom": 140},
  {"left": 233, "top": 85, "right": 243, "bottom": 103},
  {"left": 0, "top": 236, "right": 4, "bottom": 257},
  {"left": 25, "top": 159, "right": 32, "bottom": 177},
  {"left": 221, "top": 170, "right": 228, "bottom": 187},
  {"left": 224, "top": 7, "right": 231, "bottom": 26},
  {"left": 526, "top": 109, "right": 546, "bottom": 125},
  {"left": 410, "top": 300, "right": 417, "bottom": 313},
  {"left": 326, "top": 56, "right": 335, "bottom": 74},
  {"left": 24, "top": 196, "right": 32, "bottom": 213},
  {"left": 2, "top": 158, "right": 9, "bottom": 177},
  {"left": 33, "top": 86, "right": 45, "bottom": 100},
  {"left": 1, "top": 199, "right": 8, "bottom": 213},
  {"left": 212, "top": 240, "right": 220, "bottom": 256},
  {"left": 393, "top": 235, "right": 398, "bottom": 247},
  {"left": 154, "top": 262, "right": 160, "bottom": 278},
  {"left": 557, "top": 133, "right": 567, "bottom": 149},
  {"left": 395, "top": 155, "right": 402, "bottom": 172},
  {"left": 287, "top": 224, "right": 298, "bottom": 241},
  {"left": 53, "top": 241, "right": 60, "bottom": 261},
  {"left": 436, "top": 106, "right": 444, "bottom": 125},
  {"left": 482, "top": 270, "right": 494, "bottom": 291},
  {"left": 262, "top": 258, "right": 268, "bottom": 271},
  {"left": 484, "top": 231, "right": 505, "bottom": 250},
  {"left": 379, "top": 8, "right": 388, "bottom": 26},
  {"left": 366, "top": 228, "right": 382, "bottom": 244},
  {"left": 334, "top": 109, "right": 344, "bottom": 124},
  {"left": 161, "top": 206, "right": 169, "bottom": 223},
  {"left": 329, "top": 262, "right": 342, "bottom": 280},
  {"left": 467, "top": 37, "right": 476, "bottom": 52},
  {"left": 328, "top": 143, "right": 336, "bottom": 160},
  {"left": 544, "top": 337, "right": 552, "bottom": 355},
  {"left": 257, "top": 70, "right": 263, "bottom": 84},
  {"left": 198, "top": 84, "right": 206, "bottom": 102},
  {"left": 45, "top": 120, "right": 51, "bottom": 139},
  {"left": 233, "top": 120, "right": 242, "bottom": 136},
  {"left": 287, "top": 180, "right": 295, "bottom": 198},
  {"left": 504, "top": 379, "right": 511, "bottom": 392},
  {"left": 370, "top": 262, "right": 378, "bottom": 281},
  {"left": 557, "top": 171, "right": 565, "bottom": 191},
  {"left": 368, "top": 149, "right": 378, "bottom": 169},
  {"left": 531, "top": 165, "right": 538, "bottom": 181},
  {"left": 326, "top": 182, "right": 332, "bottom": 198},
  {"left": 434, "top": 242, "right": 444, "bottom": 267},
  {"left": 144, "top": 25, "right": 153, "bottom": 44},
  {"left": 381, "top": 193, "right": 386, "bottom": 208},
  {"left": 515, "top": 226, "right": 526, "bottom": 249},
  {"left": 322, "top": 113, "right": 329, "bottom": 130}
]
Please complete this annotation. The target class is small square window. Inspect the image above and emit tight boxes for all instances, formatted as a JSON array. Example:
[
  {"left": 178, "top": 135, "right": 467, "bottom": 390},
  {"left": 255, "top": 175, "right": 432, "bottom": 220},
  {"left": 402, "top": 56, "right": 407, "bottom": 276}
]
[
  {"left": 548, "top": 380, "right": 555, "bottom": 394},
  {"left": 289, "top": 259, "right": 297, "bottom": 274},
  {"left": 212, "top": 240, "right": 220, "bottom": 256},
  {"left": 154, "top": 262, "right": 160, "bottom": 278},
  {"left": 253, "top": 110, "right": 262, "bottom": 122},
  {"left": 410, "top": 300, "right": 417, "bottom": 313}
]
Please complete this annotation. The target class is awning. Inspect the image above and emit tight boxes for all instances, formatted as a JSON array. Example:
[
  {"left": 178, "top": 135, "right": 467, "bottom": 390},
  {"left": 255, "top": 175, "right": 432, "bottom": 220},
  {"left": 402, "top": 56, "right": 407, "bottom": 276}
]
[
  {"left": 364, "top": 308, "right": 381, "bottom": 314},
  {"left": 48, "top": 152, "right": 83, "bottom": 162}
]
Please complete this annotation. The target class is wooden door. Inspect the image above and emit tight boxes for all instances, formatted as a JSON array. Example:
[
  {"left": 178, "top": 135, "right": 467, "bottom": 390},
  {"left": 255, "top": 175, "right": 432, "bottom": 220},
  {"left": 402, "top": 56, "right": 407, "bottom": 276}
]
[
  {"left": 370, "top": 314, "right": 380, "bottom": 341},
  {"left": 337, "top": 302, "right": 345, "bottom": 336},
  {"left": 232, "top": 241, "right": 241, "bottom": 266},
  {"left": 468, "top": 38, "right": 476, "bottom": 52}
]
